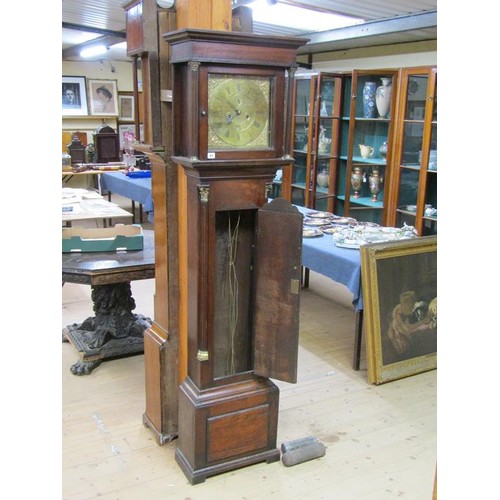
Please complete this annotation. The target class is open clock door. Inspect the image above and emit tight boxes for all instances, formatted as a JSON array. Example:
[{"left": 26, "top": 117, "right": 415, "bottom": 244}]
[{"left": 253, "top": 198, "right": 303, "bottom": 383}]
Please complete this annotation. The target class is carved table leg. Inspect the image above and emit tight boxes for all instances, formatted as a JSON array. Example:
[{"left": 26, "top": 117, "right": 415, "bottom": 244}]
[{"left": 62, "top": 282, "right": 152, "bottom": 375}]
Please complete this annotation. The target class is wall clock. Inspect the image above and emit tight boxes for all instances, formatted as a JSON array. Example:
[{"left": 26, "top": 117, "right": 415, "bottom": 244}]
[{"left": 160, "top": 28, "right": 307, "bottom": 484}]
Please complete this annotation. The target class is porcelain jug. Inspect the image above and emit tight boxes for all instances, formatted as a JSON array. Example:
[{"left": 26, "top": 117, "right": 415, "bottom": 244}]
[{"left": 359, "top": 144, "right": 374, "bottom": 159}]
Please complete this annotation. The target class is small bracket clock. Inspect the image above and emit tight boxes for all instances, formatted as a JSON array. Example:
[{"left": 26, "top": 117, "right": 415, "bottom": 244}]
[{"left": 163, "top": 28, "right": 307, "bottom": 484}]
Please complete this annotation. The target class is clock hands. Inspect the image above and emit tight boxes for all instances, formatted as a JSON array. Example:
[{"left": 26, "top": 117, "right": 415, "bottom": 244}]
[
  {"left": 216, "top": 95, "right": 253, "bottom": 120},
  {"left": 220, "top": 99, "right": 250, "bottom": 126}
]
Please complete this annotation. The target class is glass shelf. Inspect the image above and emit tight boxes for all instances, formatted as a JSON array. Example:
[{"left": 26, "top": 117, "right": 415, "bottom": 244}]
[
  {"left": 352, "top": 156, "right": 387, "bottom": 165},
  {"left": 354, "top": 117, "right": 391, "bottom": 123},
  {"left": 337, "top": 195, "right": 383, "bottom": 208}
]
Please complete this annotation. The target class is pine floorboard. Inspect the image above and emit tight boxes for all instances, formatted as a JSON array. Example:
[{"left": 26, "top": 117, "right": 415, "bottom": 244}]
[
  {"left": 62, "top": 267, "right": 436, "bottom": 499},
  {"left": 60, "top": 194, "right": 436, "bottom": 499}
]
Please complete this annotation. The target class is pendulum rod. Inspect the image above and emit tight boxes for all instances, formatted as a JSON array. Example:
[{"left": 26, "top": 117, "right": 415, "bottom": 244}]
[{"left": 227, "top": 211, "right": 241, "bottom": 374}]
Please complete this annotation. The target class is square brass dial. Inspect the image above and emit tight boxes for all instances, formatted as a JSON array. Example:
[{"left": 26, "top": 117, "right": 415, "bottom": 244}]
[{"left": 208, "top": 74, "right": 271, "bottom": 150}]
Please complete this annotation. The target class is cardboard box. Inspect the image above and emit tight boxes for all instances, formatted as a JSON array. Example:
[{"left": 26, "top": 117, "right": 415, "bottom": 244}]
[{"left": 62, "top": 224, "right": 144, "bottom": 253}]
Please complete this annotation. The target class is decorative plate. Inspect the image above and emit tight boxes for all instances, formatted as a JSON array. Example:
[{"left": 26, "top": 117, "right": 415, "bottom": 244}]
[
  {"left": 331, "top": 217, "right": 356, "bottom": 225},
  {"left": 303, "top": 228, "right": 323, "bottom": 238},
  {"left": 322, "top": 226, "right": 343, "bottom": 235},
  {"left": 354, "top": 221, "right": 380, "bottom": 227},
  {"left": 307, "top": 211, "right": 333, "bottom": 219},
  {"left": 304, "top": 218, "right": 328, "bottom": 226},
  {"left": 408, "top": 79, "right": 419, "bottom": 95},
  {"left": 334, "top": 241, "right": 361, "bottom": 249}
]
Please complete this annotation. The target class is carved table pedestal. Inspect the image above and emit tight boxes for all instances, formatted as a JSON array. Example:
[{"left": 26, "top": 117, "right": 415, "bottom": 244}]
[{"left": 62, "top": 230, "right": 155, "bottom": 375}]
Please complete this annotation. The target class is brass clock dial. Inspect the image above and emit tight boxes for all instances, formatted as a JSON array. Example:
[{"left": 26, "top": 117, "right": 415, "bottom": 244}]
[{"left": 208, "top": 75, "right": 271, "bottom": 150}]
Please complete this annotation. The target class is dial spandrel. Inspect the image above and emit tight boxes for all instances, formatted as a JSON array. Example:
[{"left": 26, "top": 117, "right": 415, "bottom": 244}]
[{"left": 208, "top": 74, "right": 271, "bottom": 150}]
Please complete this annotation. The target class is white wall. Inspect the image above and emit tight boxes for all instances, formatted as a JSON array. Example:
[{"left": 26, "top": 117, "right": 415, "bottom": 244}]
[
  {"left": 62, "top": 60, "right": 134, "bottom": 89},
  {"left": 62, "top": 60, "right": 135, "bottom": 145},
  {"left": 299, "top": 40, "right": 437, "bottom": 72},
  {"left": 61, "top": 41, "right": 436, "bottom": 148}
]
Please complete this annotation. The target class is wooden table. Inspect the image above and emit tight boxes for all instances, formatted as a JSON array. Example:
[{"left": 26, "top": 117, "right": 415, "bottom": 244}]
[
  {"left": 62, "top": 165, "right": 127, "bottom": 193},
  {"left": 62, "top": 230, "right": 155, "bottom": 375},
  {"left": 62, "top": 169, "right": 104, "bottom": 191}
]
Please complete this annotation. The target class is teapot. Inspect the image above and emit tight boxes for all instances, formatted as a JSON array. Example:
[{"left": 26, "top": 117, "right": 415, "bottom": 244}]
[{"left": 359, "top": 144, "right": 374, "bottom": 159}]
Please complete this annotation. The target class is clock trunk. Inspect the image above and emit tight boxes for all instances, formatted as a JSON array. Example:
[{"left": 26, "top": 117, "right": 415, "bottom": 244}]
[{"left": 164, "top": 28, "right": 307, "bottom": 484}]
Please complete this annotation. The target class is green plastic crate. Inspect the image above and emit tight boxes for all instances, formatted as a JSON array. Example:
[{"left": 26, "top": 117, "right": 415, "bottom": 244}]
[{"left": 62, "top": 224, "right": 144, "bottom": 253}]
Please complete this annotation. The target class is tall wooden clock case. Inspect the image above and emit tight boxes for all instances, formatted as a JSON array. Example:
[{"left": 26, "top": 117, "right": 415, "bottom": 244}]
[{"left": 165, "top": 29, "right": 307, "bottom": 484}]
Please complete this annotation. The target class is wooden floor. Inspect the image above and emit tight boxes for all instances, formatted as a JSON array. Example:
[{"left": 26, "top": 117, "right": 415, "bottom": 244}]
[
  {"left": 60, "top": 192, "right": 436, "bottom": 499},
  {"left": 62, "top": 272, "right": 436, "bottom": 499}
]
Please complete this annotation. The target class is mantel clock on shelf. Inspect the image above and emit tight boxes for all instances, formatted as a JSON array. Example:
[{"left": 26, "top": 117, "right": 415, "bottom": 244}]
[{"left": 157, "top": 28, "right": 307, "bottom": 484}]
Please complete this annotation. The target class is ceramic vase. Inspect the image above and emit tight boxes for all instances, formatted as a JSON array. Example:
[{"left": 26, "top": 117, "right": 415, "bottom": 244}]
[
  {"left": 317, "top": 169, "right": 329, "bottom": 189},
  {"left": 376, "top": 78, "right": 392, "bottom": 118},
  {"left": 320, "top": 100, "right": 328, "bottom": 116},
  {"left": 368, "top": 167, "right": 383, "bottom": 201},
  {"left": 351, "top": 166, "right": 364, "bottom": 198},
  {"left": 379, "top": 141, "right": 388, "bottom": 159},
  {"left": 362, "top": 82, "right": 377, "bottom": 118},
  {"left": 85, "top": 143, "right": 95, "bottom": 163}
]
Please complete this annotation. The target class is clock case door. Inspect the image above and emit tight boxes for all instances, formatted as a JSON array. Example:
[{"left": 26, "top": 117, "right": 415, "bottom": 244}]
[
  {"left": 253, "top": 198, "right": 302, "bottom": 383},
  {"left": 173, "top": 64, "right": 285, "bottom": 161},
  {"left": 183, "top": 180, "right": 302, "bottom": 389}
]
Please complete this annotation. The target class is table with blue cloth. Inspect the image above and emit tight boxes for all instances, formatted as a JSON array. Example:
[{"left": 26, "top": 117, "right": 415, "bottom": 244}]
[
  {"left": 100, "top": 171, "right": 154, "bottom": 224},
  {"left": 297, "top": 206, "right": 364, "bottom": 370}
]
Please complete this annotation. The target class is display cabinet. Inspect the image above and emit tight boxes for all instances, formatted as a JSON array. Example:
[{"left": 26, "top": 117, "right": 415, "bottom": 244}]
[
  {"left": 336, "top": 70, "right": 399, "bottom": 225},
  {"left": 285, "top": 71, "right": 344, "bottom": 212},
  {"left": 388, "top": 66, "right": 437, "bottom": 235}
]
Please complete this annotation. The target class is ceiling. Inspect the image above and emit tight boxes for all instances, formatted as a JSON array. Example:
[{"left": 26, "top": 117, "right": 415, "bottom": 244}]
[{"left": 62, "top": 0, "right": 437, "bottom": 62}]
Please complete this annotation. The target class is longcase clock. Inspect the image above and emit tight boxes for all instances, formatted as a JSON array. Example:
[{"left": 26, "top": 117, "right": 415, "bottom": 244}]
[{"left": 164, "top": 28, "right": 307, "bottom": 484}]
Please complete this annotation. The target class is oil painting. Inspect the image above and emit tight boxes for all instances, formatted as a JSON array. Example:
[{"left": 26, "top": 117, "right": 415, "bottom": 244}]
[{"left": 360, "top": 236, "right": 437, "bottom": 384}]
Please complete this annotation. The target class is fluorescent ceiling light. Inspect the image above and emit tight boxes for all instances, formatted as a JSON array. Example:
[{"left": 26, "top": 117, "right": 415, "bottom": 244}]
[
  {"left": 80, "top": 45, "right": 108, "bottom": 58},
  {"left": 110, "top": 41, "right": 127, "bottom": 49},
  {"left": 62, "top": 28, "right": 102, "bottom": 46},
  {"left": 247, "top": 0, "right": 363, "bottom": 32}
]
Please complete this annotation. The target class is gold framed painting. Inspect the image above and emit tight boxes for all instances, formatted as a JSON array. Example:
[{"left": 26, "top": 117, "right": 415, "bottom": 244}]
[{"left": 360, "top": 236, "right": 437, "bottom": 385}]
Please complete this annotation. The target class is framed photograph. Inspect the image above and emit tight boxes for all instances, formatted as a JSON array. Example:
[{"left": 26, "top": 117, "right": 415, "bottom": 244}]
[
  {"left": 360, "top": 236, "right": 437, "bottom": 385},
  {"left": 118, "top": 92, "right": 135, "bottom": 122},
  {"left": 118, "top": 123, "right": 144, "bottom": 148},
  {"left": 62, "top": 76, "right": 88, "bottom": 116},
  {"left": 88, "top": 79, "right": 119, "bottom": 116}
]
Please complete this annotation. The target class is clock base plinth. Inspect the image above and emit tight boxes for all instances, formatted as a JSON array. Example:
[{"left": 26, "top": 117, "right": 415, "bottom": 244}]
[{"left": 175, "top": 375, "right": 281, "bottom": 484}]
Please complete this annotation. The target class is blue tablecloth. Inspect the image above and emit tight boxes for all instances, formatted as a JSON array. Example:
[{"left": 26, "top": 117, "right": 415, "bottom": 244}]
[
  {"left": 100, "top": 172, "right": 154, "bottom": 222},
  {"left": 298, "top": 206, "right": 363, "bottom": 311}
]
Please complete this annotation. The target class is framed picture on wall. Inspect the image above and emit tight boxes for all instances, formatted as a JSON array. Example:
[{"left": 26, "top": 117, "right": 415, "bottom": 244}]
[
  {"left": 118, "top": 123, "right": 144, "bottom": 148},
  {"left": 118, "top": 92, "right": 135, "bottom": 122},
  {"left": 360, "top": 236, "right": 437, "bottom": 385},
  {"left": 62, "top": 76, "right": 88, "bottom": 116},
  {"left": 88, "top": 78, "right": 119, "bottom": 116}
]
